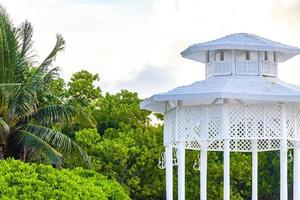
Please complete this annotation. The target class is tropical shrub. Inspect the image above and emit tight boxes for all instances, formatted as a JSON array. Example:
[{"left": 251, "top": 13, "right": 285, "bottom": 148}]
[{"left": 0, "top": 159, "right": 130, "bottom": 200}]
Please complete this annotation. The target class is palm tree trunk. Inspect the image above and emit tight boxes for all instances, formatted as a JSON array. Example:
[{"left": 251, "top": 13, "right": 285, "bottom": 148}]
[
  {"left": 0, "top": 144, "right": 4, "bottom": 159},
  {"left": 21, "top": 146, "right": 26, "bottom": 162}
]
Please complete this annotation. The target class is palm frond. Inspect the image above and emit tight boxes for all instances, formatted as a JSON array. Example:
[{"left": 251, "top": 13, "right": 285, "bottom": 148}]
[
  {"left": 0, "top": 117, "right": 9, "bottom": 137},
  {"left": 7, "top": 85, "right": 37, "bottom": 120},
  {"left": 0, "top": 5, "right": 18, "bottom": 83},
  {"left": 22, "top": 124, "right": 90, "bottom": 166},
  {"left": 38, "top": 34, "right": 65, "bottom": 72},
  {"left": 34, "top": 104, "right": 96, "bottom": 127},
  {"left": 16, "top": 20, "right": 35, "bottom": 61},
  {"left": 44, "top": 67, "right": 60, "bottom": 84},
  {"left": 19, "top": 35, "right": 65, "bottom": 99},
  {"left": 17, "top": 130, "right": 63, "bottom": 163}
]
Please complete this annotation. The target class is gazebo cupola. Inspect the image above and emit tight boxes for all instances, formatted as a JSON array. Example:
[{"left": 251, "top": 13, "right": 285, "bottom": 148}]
[
  {"left": 140, "top": 33, "right": 300, "bottom": 200},
  {"left": 181, "top": 33, "right": 300, "bottom": 78}
]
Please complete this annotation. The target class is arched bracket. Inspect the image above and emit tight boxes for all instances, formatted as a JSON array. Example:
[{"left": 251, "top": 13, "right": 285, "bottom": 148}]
[
  {"left": 277, "top": 149, "right": 294, "bottom": 163},
  {"left": 193, "top": 142, "right": 210, "bottom": 171},
  {"left": 288, "top": 149, "right": 293, "bottom": 163},
  {"left": 158, "top": 152, "right": 166, "bottom": 169},
  {"left": 158, "top": 148, "right": 180, "bottom": 169},
  {"left": 173, "top": 148, "right": 178, "bottom": 166},
  {"left": 193, "top": 154, "right": 201, "bottom": 171}
]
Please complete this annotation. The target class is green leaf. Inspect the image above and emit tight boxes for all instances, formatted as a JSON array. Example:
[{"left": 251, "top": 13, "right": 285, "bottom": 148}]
[
  {"left": 17, "top": 130, "right": 63, "bottom": 163},
  {"left": 23, "top": 124, "right": 90, "bottom": 167}
]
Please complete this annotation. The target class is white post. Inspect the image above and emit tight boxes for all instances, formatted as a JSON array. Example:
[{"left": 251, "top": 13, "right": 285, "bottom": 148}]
[
  {"left": 252, "top": 140, "right": 258, "bottom": 200},
  {"left": 280, "top": 104, "right": 288, "bottom": 200},
  {"left": 200, "top": 147, "right": 208, "bottom": 200},
  {"left": 222, "top": 103, "right": 230, "bottom": 200},
  {"left": 231, "top": 49, "right": 235, "bottom": 76},
  {"left": 294, "top": 146, "right": 300, "bottom": 200},
  {"left": 178, "top": 141, "right": 185, "bottom": 200},
  {"left": 224, "top": 140, "right": 230, "bottom": 200},
  {"left": 165, "top": 146, "right": 173, "bottom": 200}
]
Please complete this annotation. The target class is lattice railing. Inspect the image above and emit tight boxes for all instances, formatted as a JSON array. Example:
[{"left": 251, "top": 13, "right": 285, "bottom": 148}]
[{"left": 163, "top": 104, "right": 300, "bottom": 151}]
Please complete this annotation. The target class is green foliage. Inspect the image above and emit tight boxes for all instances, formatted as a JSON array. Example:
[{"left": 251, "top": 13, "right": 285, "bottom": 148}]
[
  {"left": 44, "top": 77, "right": 66, "bottom": 105},
  {"left": 67, "top": 70, "right": 101, "bottom": 107},
  {"left": 0, "top": 159, "right": 130, "bottom": 199},
  {"left": 74, "top": 128, "right": 101, "bottom": 149},
  {"left": 258, "top": 151, "right": 293, "bottom": 200},
  {"left": 75, "top": 126, "right": 165, "bottom": 200},
  {"left": 92, "top": 90, "right": 150, "bottom": 134}
]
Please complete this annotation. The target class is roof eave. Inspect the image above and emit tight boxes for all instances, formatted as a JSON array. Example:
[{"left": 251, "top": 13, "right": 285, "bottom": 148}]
[{"left": 141, "top": 92, "right": 300, "bottom": 112}]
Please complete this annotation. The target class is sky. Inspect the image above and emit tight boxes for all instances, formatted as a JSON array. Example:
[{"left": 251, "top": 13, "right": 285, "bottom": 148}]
[{"left": 2, "top": 0, "right": 300, "bottom": 98}]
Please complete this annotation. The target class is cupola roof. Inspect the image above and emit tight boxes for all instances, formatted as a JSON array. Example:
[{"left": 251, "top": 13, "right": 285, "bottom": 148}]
[{"left": 181, "top": 33, "right": 300, "bottom": 63}]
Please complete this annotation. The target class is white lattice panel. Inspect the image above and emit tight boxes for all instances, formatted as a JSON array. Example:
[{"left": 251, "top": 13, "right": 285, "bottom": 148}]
[
  {"left": 246, "top": 105, "right": 264, "bottom": 138},
  {"left": 264, "top": 105, "right": 281, "bottom": 138},
  {"left": 207, "top": 105, "right": 222, "bottom": 139},
  {"left": 164, "top": 104, "right": 300, "bottom": 151}
]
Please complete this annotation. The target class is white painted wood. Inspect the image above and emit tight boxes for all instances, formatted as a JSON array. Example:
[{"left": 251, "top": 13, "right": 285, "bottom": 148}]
[
  {"left": 252, "top": 140, "right": 258, "bottom": 200},
  {"left": 200, "top": 147, "right": 207, "bottom": 200},
  {"left": 262, "top": 61, "right": 278, "bottom": 77},
  {"left": 280, "top": 105, "right": 288, "bottom": 200},
  {"left": 221, "top": 104, "right": 230, "bottom": 200},
  {"left": 213, "top": 61, "right": 232, "bottom": 76},
  {"left": 294, "top": 146, "right": 300, "bottom": 200},
  {"left": 258, "top": 51, "right": 263, "bottom": 76},
  {"left": 280, "top": 145, "right": 288, "bottom": 200},
  {"left": 236, "top": 60, "right": 259, "bottom": 75},
  {"left": 178, "top": 141, "right": 185, "bottom": 200},
  {"left": 231, "top": 49, "right": 236, "bottom": 76},
  {"left": 165, "top": 146, "right": 173, "bottom": 200},
  {"left": 224, "top": 140, "right": 230, "bottom": 200}
]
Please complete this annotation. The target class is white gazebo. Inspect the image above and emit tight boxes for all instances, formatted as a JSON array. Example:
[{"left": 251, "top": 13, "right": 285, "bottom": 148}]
[{"left": 140, "top": 33, "right": 300, "bottom": 200}]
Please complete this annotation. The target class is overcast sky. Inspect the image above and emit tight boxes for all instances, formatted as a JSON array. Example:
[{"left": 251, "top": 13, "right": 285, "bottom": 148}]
[{"left": 2, "top": 0, "right": 300, "bottom": 97}]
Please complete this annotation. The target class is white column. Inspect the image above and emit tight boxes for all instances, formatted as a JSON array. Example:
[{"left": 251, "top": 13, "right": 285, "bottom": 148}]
[
  {"left": 165, "top": 146, "right": 173, "bottom": 200},
  {"left": 178, "top": 141, "right": 185, "bottom": 200},
  {"left": 222, "top": 103, "right": 230, "bottom": 200},
  {"left": 280, "top": 143, "right": 288, "bottom": 200},
  {"left": 252, "top": 140, "right": 258, "bottom": 200},
  {"left": 280, "top": 105, "right": 288, "bottom": 200},
  {"left": 224, "top": 140, "right": 230, "bottom": 200},
  {"left": 200, "top": 147, "right": 208, "bottom": 200},
  {"left": 294, "top": 146, "right": 300, "bottom": 200}
]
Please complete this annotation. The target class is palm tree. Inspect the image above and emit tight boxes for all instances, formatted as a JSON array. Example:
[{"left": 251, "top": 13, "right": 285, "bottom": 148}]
[{"left": 0, "top": 6, "right": 93, "bottom": 166}]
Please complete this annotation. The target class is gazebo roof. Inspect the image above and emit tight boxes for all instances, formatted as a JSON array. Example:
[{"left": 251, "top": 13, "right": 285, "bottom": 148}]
[
  {"left": 181, "top": 33, "right": 300, "bottom": 63},
  {"left": 141, "top": 76, "right": 300, "bottom": 112}
]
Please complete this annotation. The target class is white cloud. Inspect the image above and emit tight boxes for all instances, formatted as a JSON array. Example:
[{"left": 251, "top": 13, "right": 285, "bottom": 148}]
[
  {"left": 102, "top": 64, "right": 178, "bottom": 97},
  {"left": 2, "top": 0, "right": 300, "bottom": 97}
]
